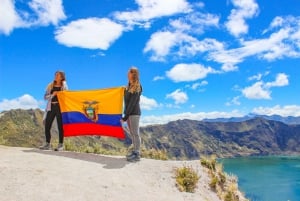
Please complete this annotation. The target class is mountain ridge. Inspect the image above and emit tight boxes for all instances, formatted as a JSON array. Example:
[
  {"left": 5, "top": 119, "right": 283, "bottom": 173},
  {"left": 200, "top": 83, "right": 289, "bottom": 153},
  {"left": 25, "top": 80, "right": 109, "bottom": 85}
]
[
  {"left": 203, "top": 114, "right": 300, "bottom": 124},
  {"left": 1, "top": 109, "right": 300, "bottom": 159}
]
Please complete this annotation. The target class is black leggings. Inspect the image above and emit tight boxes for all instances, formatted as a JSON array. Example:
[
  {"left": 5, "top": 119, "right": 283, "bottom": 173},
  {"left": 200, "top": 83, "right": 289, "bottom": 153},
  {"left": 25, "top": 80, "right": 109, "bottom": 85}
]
[{"left": 44, "top": 104, "right": 64, "bottom": 144}]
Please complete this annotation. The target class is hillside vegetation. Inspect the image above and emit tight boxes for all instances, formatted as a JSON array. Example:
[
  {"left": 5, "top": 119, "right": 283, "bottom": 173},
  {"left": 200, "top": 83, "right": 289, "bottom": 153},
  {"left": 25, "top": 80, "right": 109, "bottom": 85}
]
[{"left": 1, "top": 109, "right": 300, "bottom": 159}]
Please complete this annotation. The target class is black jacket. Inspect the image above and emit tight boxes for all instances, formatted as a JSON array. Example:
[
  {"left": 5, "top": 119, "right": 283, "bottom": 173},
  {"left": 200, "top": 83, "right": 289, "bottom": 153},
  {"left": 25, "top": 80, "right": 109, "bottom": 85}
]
[{"left": 122, "top": 85, "right": 142, "bottom": 121}]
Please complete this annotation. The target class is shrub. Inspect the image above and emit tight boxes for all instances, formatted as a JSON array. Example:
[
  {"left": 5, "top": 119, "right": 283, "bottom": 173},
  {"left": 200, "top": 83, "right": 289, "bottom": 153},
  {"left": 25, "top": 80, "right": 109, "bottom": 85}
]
[
  {"left": 64, "top": 139, "right": 77, "bottom": 151},
  {"left": 0, "top": 136, "right": 7, "bottom": 145},
  {"left": 218, "top": 171, "right": 226, "bottom": 184},
  {"left": 141, "top": 148, "right": 168, "bottom": 160},
  {"left": 200, "top": 156, "right": 248, "bottom": 201},
  {"left": 93, "top": 144, "right": 103, "bottom": 154},
  {"left": 224, "top": 190, "right": 239, "bottom": 201},
  {"left": 200, "top": 155, "right": 216, "bottom": 171},
  {"left": 209, "top": 175, "right": 218, "bottom": 190},
  {"left": 175, "top": 165, "right": 200, "bottom": 193}
]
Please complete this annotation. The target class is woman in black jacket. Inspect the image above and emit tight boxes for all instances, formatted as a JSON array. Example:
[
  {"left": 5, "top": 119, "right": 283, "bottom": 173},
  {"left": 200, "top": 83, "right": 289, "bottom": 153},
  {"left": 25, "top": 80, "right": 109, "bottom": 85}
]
[{"left": 121, "top": 67, "right": 142, "bottom": 162}]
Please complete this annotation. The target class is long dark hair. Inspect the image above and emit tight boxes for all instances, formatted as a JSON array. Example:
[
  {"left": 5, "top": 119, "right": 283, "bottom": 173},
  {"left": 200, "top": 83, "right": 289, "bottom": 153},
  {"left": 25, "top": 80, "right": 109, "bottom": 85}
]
[
  {"left": 53, "top": 70, "right": 66, "bottom": 85},
  {"left": 47, "top": 71, "right": 66, "bottom": 90}
]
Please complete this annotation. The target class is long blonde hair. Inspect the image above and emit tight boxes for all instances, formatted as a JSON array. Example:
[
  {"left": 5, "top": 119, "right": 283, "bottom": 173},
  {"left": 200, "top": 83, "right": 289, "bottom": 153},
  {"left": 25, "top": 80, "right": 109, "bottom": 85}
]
[{"left": 128, "top": 67, "right": 141, "bottom": 93}]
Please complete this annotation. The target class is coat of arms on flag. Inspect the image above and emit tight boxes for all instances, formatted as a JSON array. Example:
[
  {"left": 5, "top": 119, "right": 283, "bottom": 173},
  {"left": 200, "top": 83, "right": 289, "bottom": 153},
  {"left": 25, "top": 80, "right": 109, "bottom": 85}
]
[{"left": 83, "top": 101, "right": 99, "bottom": 122}]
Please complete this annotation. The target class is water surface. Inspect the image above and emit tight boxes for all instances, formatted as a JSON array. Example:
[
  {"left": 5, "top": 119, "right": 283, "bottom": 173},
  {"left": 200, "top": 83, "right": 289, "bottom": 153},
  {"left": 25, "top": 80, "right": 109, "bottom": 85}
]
[{"left": 219, "top": 156, "right": 300, "bottom": 201}]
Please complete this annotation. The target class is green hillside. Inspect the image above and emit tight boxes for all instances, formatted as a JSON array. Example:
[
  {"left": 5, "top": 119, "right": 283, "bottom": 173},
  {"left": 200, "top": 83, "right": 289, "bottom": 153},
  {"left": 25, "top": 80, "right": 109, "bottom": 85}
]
[{"left": 1, "top": 109, "right": 300, "bottom": 159}]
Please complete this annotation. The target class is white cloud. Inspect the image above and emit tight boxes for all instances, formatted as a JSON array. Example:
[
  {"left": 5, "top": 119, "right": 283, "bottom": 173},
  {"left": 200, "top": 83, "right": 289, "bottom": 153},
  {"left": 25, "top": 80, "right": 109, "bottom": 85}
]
[
  {"left": 142, "top": 5, "right": 221, "bottom": 61},
  {"left": 269, "top": 16, "right": 285, "bottom": 28},
  {"left": 169, "top": 19, "right": 191, "bottom": 33},
  {"left": 144, "top": 31, "right": 178, "bottom": 61},
  {"left": 140, "top": 104, "right": 300, "bottom": 126},
  {"left": 252, "top": 105, "right": 300, "bottom": 117},
  {"left": 166, "top": 89, "right": 188, "bottom": 104},
  {"left": 0, "top": 0, "right": 22, "bottom": 35},
  {"left": 225, "top": 0, "right": 259, "bottom": 37},
  {"left": 140, "top": 110, "right": 244, "bottom": 126},
  {"left": 189, "top": 81, "right": 208, "bottom": 90},
  {"left": 0, "top": 0, "right": 66, "bottom": 35},
  {"left": 177, "top": 37, "right": 224, "bottom": 58},
  {"left": 166, "top": 63, "right": 215, "bottom": 82},
  {"left": 226, "top": 96, "right": 241, "bottom": 106},
  {"left": 210, "top": 17, "right": 300, "bottom": 68},
  {"left": 140, "top": 95, "right": 159, "bottom": 110},
  {"left": 221, "top": 63, "right": 238, "bottom": 72},
  {"left": 28, "top": 0, "right": 66, "bottom": 26},
  {"left": 248, "top": 73, "right": 261, "bottom": 81},
  {"left": 169, "top": 12, "right": 219, "bottom": 34},
  {"left": 242, "top": 81, "right": 271, "bottom": 99},
  {"left": 144, "top": 32, "right": 223, "bottom": 61},
  {"left": 248, "top": 71, "right": 269, "bottom": 81},
  {"left": 55, "top": 18, "right": 124, "bottom": 50},
  {"left": 0, "top": 94, "right": 42, "bottom": 111},
  {"left": 242, "top": 73, "right": 289, "bottom": 99},
  {"left": 165, "top": 103, "right": 181, "bottom": 109},
  {"left": 209, "top": 49, "right": 242, "bottom": 65},
  {"left": 153, "top": 76, "right": 165, "bottom": 81},
  {"left": 265, "top": 73, "right": 289, "bottom": 87},
  {"left": 144, "top": 12, "right": 222, "bottom": 61},
  {"left": 114, "top": 0, "right": 191, "bottom": 27},
  {"left": 257, "top": 30, "right": 297, "bottom": 61}
]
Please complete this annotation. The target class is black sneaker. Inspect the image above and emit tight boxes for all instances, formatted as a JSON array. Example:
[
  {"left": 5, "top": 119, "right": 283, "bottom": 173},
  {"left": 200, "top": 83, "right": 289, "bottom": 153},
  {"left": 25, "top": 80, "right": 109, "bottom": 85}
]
[
  {"left": 127, "top": 152, "right": 140, "bottom": 162},
  {"left": 126, "top": 151, "right": 135, "bottom": 159}
]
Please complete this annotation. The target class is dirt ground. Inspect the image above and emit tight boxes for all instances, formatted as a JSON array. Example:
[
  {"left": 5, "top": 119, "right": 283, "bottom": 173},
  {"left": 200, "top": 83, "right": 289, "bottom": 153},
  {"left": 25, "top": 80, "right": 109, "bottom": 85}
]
[{"left": 0, "top": 145, "right": 222, "bottom": 201}]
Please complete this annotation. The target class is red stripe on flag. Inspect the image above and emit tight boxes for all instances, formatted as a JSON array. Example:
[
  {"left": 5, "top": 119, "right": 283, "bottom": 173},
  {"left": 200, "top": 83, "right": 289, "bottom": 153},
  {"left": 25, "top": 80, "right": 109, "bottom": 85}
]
[{"left": 63, "top": 123, "right": 125, "bottom": 139}]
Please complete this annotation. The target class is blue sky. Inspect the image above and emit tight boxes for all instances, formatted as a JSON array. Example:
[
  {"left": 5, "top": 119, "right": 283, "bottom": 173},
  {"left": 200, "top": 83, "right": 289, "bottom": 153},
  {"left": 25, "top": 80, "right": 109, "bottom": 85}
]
[{"left": 1, "top": 0, "right": 300, "bottom": 125}]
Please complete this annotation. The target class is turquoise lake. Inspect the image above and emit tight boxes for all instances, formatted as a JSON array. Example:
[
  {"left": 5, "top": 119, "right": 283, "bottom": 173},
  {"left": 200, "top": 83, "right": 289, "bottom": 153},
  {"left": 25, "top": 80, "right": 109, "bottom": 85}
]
[{"left": 219, "top": 156, "right": 300, "bottom": 201}]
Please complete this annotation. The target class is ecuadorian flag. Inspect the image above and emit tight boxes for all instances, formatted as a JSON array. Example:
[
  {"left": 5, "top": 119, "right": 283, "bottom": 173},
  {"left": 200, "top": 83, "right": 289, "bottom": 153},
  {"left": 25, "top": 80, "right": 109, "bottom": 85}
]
[{"left": 57, "top": 87, "right": 125, "bottom": 139}]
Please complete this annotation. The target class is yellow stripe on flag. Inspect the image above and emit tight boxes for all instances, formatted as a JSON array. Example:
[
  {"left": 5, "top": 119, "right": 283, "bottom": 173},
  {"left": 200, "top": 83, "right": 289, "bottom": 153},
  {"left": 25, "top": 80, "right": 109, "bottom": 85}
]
[{"left": 57, "top": 87, "right": 125, "bottom": 114}]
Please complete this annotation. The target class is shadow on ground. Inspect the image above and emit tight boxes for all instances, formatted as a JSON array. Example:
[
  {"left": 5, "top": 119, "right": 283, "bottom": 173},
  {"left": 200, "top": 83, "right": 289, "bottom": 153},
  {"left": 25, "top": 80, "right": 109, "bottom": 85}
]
[{"left": 23, "top": 148, "right": 130, "bottom": 169}]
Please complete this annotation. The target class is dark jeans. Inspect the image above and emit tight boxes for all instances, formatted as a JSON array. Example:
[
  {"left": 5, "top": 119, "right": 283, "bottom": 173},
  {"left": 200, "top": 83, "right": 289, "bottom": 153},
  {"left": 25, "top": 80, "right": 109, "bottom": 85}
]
[{"left": 44, "top": 103, "right": 64, "bottom": 144}]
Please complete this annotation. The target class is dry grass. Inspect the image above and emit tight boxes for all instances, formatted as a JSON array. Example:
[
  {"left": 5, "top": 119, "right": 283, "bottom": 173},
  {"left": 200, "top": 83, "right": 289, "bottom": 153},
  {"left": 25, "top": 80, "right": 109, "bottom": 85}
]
[
  {"left": 200, "top": 156, "right": 249, "bottom": 201},
  {"left": 174, "top": 165, "right": 200, "bottom": 193}
]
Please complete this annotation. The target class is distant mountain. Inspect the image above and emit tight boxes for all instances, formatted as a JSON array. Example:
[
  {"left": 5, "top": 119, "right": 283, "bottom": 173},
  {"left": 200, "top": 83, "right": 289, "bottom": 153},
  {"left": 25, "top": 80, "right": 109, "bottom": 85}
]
[
  {"left": 0, "top": 109, "right": 125, "bottom": 153},
  {"left": 0, "top": 109, "right": 45, "bottom": 147},
  {"left": 141, "top": 118, "right": 300, "bottom": 159},
  {"left": 1, "top": 109, "right": 300, "bottom": 159},
  {"left": 203, "top": 114, "right": 300, "bottom": 124}
]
